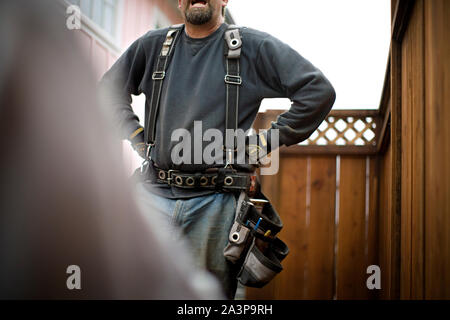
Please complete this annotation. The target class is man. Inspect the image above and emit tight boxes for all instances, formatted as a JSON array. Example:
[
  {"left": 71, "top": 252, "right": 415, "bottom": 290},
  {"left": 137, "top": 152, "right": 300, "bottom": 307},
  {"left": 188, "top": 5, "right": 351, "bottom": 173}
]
[{"left": 101, "top": 0, "right": 335, "bottom": 299}]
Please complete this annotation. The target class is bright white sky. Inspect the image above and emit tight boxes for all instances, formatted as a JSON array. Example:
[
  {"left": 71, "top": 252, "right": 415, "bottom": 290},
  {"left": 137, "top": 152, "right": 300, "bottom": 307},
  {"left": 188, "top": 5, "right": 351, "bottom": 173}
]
[{"left": 227, "top": 0, "right": 391, "bottom": 110}]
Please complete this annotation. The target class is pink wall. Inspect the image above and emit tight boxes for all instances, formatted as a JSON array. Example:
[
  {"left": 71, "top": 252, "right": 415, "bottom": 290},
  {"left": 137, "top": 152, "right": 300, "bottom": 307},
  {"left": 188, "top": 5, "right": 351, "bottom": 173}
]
[
  {"left": 121, "top": 0, "right": 182, "bottom": 48},
  {"left": 75, "top": 0, "right": 181, "bottom": 80}
]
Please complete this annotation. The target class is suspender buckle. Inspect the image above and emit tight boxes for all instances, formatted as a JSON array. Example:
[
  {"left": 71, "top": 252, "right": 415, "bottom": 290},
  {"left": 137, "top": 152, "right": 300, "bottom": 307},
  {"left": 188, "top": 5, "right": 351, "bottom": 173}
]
[
  {"left": 152, "top": 71, "right": 166, "bottom": 80},
  {"left": 145, "top": 143, "right": 154, "bottom": 161},
  {"left": 224, "top": 148, "right": 234, "bottom": 168},
  {"left": 224, "top": 74, "right": 242, "bottom": 85}
]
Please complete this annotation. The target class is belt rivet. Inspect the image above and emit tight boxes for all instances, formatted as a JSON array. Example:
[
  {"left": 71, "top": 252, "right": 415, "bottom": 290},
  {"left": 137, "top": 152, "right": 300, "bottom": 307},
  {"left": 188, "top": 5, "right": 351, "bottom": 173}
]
[
  {"left": 175, "top": 176, "right": 183, "bottom": 186},
  {"left": 186, "top": 177, "right": 195, "bottom": 186},
  {"left": 224, "top": 176, "right": 234, "bottom": 186},
  {"left": 158, "top": 170, "right": 166, "bottom": 180},
  {"left": 200, "top": 176, "right": 208, "bottom": 186}
]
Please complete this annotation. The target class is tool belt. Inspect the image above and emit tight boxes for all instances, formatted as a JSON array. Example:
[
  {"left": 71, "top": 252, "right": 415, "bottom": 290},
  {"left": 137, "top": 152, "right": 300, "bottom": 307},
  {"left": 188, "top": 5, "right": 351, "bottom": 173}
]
[
  {"left": 154, "top": 167, "right": 254, "bottom": 191},
  {"left": 224, "top": 189, "right": 289, "bottom": 288},
  {"left": 134, "top": 160, "right": 259, "bottom": 193}
]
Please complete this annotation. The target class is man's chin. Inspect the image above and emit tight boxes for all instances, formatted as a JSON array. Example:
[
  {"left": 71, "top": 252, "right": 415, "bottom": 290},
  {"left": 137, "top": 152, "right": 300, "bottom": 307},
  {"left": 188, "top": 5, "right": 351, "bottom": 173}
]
[
  {"left": 189, "top": 19, "right": 212, "bottom": 26},
  {"left": 185, "top": 10, "right": 213, "bottom": 25}
]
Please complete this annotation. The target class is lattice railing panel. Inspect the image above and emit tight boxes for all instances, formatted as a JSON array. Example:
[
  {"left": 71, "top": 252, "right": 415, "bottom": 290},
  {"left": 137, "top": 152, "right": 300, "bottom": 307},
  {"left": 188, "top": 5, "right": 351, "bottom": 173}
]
[
  {"left": 299, "top": 114, "right": 378, "bottom": 147},
  {"left": 253, "top": 109, "right": 382, "bottom": 154}
]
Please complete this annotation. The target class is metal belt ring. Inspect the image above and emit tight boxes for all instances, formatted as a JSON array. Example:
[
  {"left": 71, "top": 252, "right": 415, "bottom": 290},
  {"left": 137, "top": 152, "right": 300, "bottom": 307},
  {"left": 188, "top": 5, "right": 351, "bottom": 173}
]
[
  {"left": 175, "top": 176, "right": 183, "bottom": 186},
  {"left": 224, "top": 176, "right": 234, "bottom": 186},
  {"left": 230, "top": 38, "right": 240, "bottom": 48},
  {"left": 200, "top": 176, "right": 208, "bottom": 186},
  {"left": 158, "top": 170, "right": 166, "bottom": 180},
  {"left": 211, "top": 176, "right": 217, "bottom": 185},
  {"left": 186, "top": 177, "right": 195, "bottom": 186},
  {"left": 231, "top": 232, "right": 240, "bottom": 243}
]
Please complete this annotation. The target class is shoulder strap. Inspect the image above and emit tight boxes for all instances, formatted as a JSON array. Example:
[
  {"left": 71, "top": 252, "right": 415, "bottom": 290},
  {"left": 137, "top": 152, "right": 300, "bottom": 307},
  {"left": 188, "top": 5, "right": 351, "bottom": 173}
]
[
  {"left": 224, "top": 25, "right": 243, "bottom": 166},
  {"left": 145, "top": 24, "right": 183, "bottom": 158}
]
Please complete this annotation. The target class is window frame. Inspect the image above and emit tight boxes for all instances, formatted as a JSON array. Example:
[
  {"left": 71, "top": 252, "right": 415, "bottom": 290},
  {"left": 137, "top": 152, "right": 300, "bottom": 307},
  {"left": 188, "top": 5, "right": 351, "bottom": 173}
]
[{"left": 62, "top": 0, "right": 123, "bottom": 55}]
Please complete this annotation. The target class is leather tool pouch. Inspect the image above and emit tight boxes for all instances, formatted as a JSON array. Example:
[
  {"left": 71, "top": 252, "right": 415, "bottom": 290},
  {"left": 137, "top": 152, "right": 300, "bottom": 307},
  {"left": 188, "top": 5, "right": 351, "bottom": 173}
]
[
  {"left": 223, "top": 188, "right": 289, "bottom": 288},
  {"left": 238, "top": 237, "right": 289, "bottom": 288}
]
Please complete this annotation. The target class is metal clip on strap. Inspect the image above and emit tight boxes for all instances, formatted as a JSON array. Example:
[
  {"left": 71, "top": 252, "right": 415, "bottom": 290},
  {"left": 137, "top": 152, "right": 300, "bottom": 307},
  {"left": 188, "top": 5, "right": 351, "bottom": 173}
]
[
  {"left": 224, "top": 27, "right": 242, "bottom": 59},
  {"left": 224, "top": 75, "right": 242, "bottom": 85},
  {"left": 152, "top": 71, "right": 165, "bottom": 80},
  {"left": 161, "top": 28, "right": 179, "bottom": 56}
]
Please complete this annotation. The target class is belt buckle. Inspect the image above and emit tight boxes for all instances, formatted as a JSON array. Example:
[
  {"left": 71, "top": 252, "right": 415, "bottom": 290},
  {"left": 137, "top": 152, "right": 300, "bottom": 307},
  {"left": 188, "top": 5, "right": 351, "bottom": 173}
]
[{"left": 167, "top": 170, "right": 178, "bottom": 186}]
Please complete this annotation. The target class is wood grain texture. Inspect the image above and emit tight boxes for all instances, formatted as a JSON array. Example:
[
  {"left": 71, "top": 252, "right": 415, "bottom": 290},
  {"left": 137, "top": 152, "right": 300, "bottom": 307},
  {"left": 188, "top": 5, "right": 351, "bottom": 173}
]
[
  {"left": 246, "top": 153, "right": 378, "bottom": 299},
  {"left": 246, "top": 156, "right": 308, "bottom": 299},
  {"left": 378, "top": 146, "right": 392, "bottom": 299},
  {"left": 368, "top": 156, "right": 380, "bottom": 299},
  {"left": 307, "top": 156, "right": 336, "bottom": 299},
  {"left": 337, "top": 156, "right": 368, "bottom": 299},
  {"left": 410, "top": 0, "right": 425, "bottom": 299},
  {"left": 424, "top": 0, "right": 450, "bottom": 299},
  {"left": 389, "top": 37, "right": 402, "bottom": 300},
  {"left": 275, "top": 156, "right": 309, "bottom": 299},
  {"left": 400, "top": 0, "right": 425, "bottom": 299}
]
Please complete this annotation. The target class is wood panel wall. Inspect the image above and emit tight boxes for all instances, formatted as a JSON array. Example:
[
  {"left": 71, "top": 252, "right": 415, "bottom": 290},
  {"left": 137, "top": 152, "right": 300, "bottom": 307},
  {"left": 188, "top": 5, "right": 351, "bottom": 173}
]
[
  {"left": 394, "top": 0, "right": 450, "bottom": 299},
  {"left": 378, "top": 141, "right": 392, "bottom": 299},
  {"left": 246, "top": 155, "right": 379, "bottom": 300},
  {"left": 423, "top": 0, "right": 450, "bottom": 299},
  {"left": 400, "top": 0, "right": 425, "bottom": 299},
  {"left": 247, "top": 0, "right": 450, "bottom": 299},
  {"left": 379, "top": 0, "right": 449, "bottom": 299}
]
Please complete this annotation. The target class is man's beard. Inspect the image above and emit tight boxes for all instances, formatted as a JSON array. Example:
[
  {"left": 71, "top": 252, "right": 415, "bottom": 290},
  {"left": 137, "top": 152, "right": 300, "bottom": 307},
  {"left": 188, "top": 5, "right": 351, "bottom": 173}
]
[{"left": 184, "top": 3, "right": 214, "bottom": 25}]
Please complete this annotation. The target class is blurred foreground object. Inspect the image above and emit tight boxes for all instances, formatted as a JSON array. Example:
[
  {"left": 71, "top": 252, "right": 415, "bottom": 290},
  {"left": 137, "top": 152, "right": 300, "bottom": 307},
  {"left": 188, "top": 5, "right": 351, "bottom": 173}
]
[{"left": 0, "top": 0, "right": 222, "bottom": 299}]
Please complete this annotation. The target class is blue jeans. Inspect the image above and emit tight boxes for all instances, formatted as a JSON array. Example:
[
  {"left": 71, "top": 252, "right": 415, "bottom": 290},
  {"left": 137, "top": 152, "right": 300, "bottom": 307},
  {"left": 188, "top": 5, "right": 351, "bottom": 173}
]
[{"left": 135, "top": 182, "right": 239, "bottom": 299}]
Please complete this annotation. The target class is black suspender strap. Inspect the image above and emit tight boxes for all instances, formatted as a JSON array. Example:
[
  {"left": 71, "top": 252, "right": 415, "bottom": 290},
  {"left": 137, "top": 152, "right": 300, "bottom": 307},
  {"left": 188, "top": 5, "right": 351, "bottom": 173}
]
[
  {"left": 145, "top": 24, "right": 183, "bottom": 159},
  {"left": 224, "top": 26, "right": 243, "bottom": 166}
]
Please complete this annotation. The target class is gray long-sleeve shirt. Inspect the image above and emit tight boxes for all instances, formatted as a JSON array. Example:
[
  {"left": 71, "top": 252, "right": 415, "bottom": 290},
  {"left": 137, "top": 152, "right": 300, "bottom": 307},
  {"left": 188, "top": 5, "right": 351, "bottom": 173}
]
[{"left": 100, "top": 23, "right": 335, "bottom": 199}]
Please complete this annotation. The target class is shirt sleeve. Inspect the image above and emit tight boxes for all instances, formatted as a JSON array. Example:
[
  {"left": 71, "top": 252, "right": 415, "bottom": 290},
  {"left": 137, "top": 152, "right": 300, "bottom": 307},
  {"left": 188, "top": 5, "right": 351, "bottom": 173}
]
[
  {"left": 255, "top": 34, "right": 336, "bottom": 148},
  {"left": 99, "top": 38, "right": 147, "bottom": 143}
]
